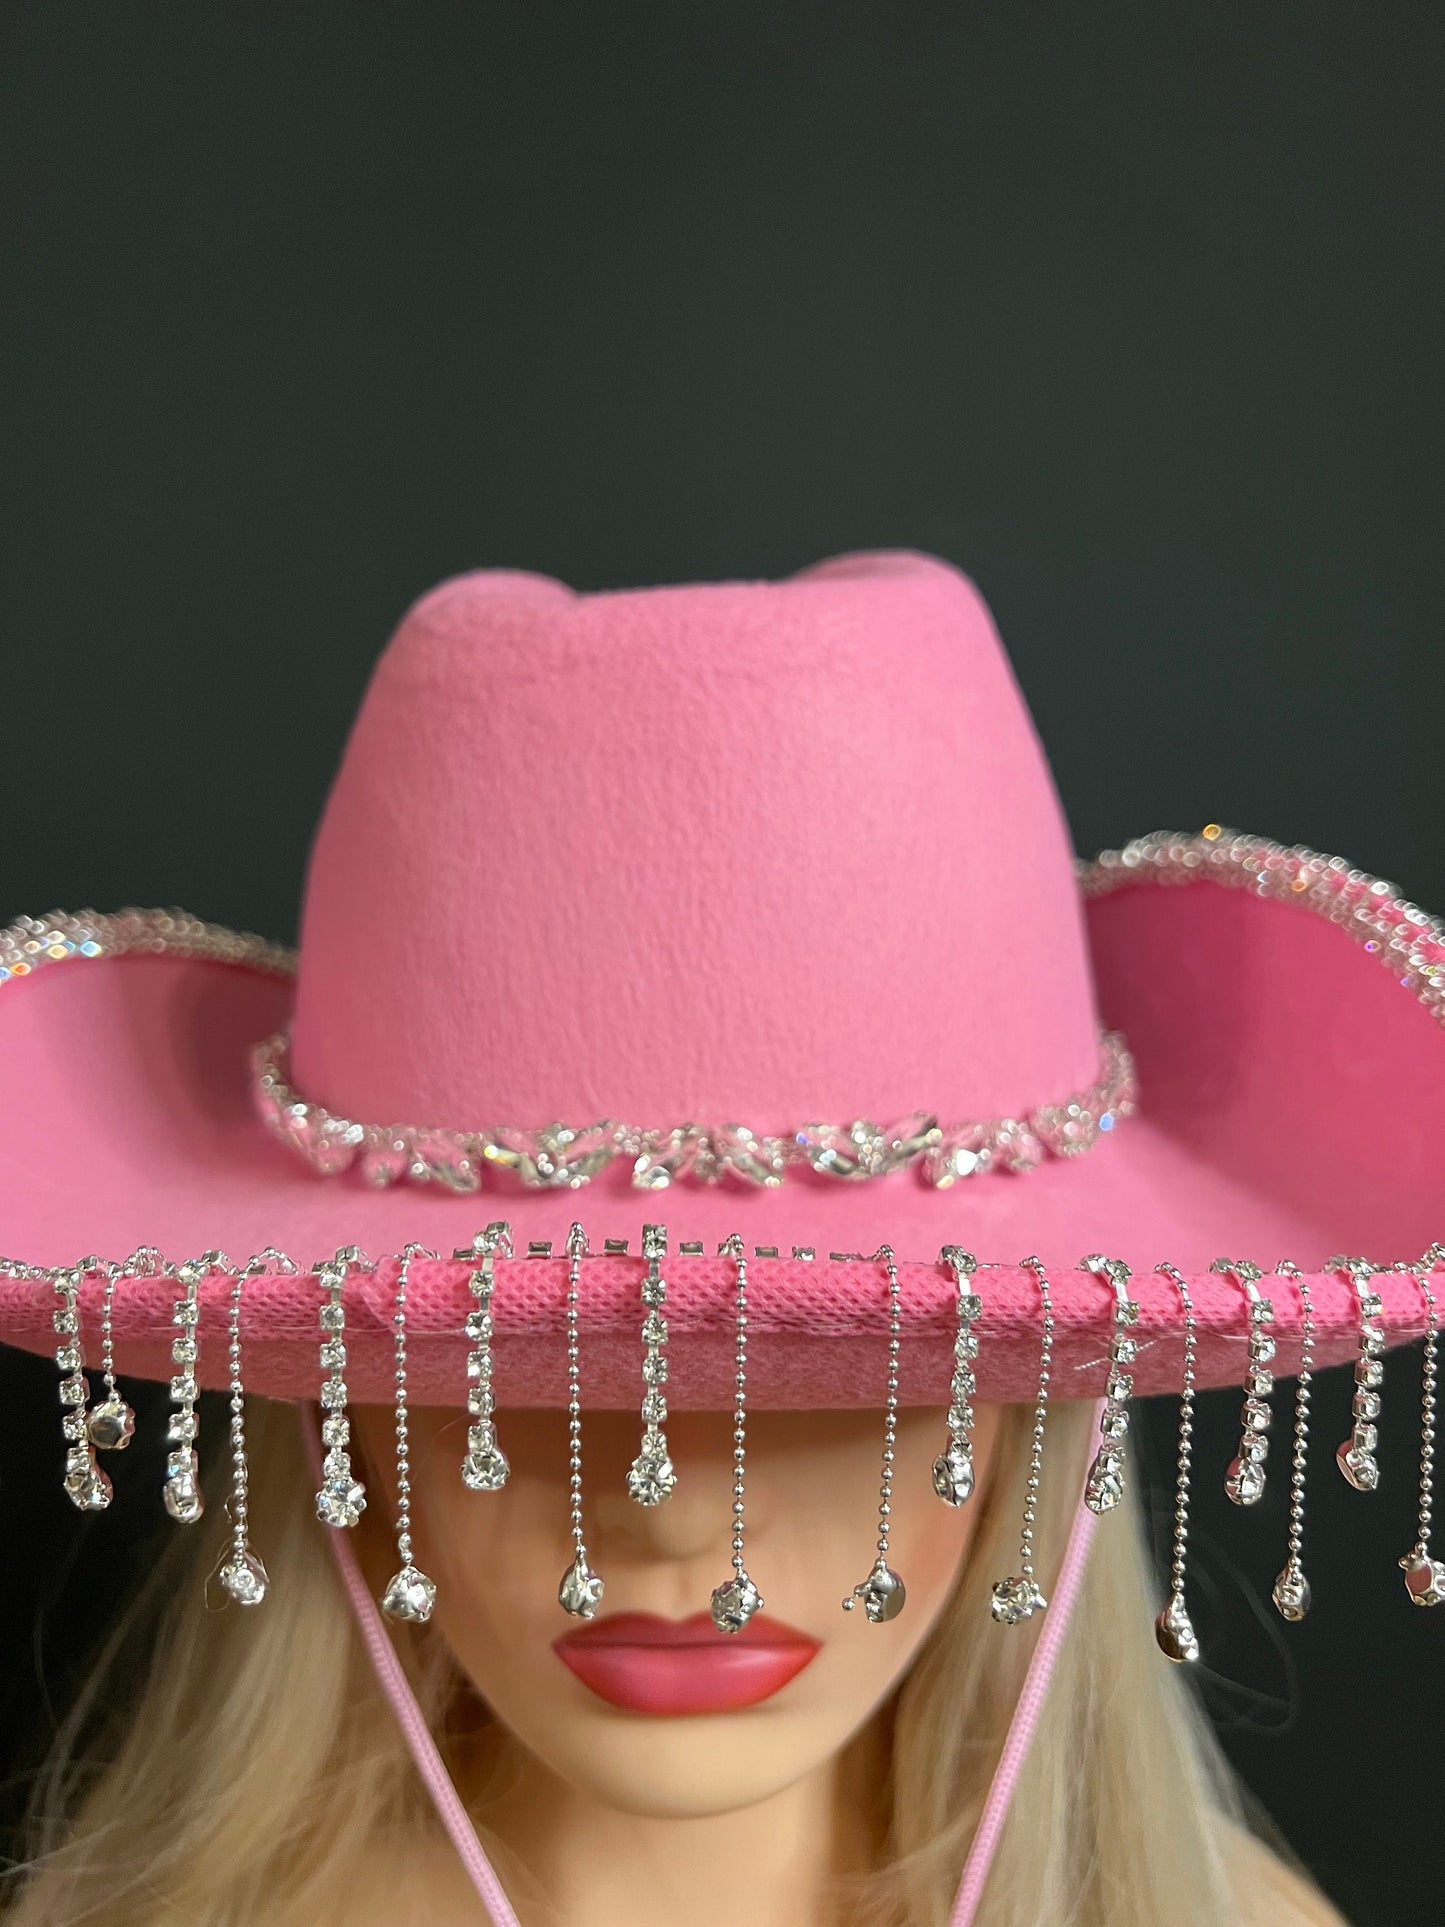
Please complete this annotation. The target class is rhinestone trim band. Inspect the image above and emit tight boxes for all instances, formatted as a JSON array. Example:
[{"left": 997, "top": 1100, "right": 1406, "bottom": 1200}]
[
  {"left": 6, "top": 822, "right": 1443, "bottom": 1192},
  {"left": 247, "top": 1025, "right": 1137, "bottom": 1194}
]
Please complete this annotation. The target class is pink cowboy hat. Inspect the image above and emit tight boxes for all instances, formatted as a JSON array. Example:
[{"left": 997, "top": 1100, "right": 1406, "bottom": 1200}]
[{"left": 0, "top": 551, "right": 1440, "bottom": 1412}]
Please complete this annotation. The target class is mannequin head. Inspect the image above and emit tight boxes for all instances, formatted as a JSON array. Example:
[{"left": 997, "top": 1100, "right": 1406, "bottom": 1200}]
[
  {"left": 347, "top": 1401, "right": 1002, "bottom": 1819},
  {"left": 10, "top": 1395, "right": 1292, "bottom": 1927}
]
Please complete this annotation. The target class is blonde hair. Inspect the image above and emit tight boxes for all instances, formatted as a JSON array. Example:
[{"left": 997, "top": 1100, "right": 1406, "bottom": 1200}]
[{"left": 6, "top": 1399, "right": 1343, "bottom": 1927}]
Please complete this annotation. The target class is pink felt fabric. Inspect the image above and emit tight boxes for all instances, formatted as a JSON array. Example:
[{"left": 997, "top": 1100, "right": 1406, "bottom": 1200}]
[{"left": 0, "top": 553, "right": 1440, "bottom": 1404}]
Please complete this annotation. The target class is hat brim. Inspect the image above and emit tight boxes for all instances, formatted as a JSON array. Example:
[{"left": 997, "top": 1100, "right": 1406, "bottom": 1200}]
[{"left": 0, "top": 840, "right": 1438, "bottom": 1406}]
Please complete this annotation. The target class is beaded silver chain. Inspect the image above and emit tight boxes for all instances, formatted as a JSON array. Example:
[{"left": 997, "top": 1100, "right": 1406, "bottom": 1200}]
[
  {"left": 558, "top": 1223, "right": 605, "bottom": 1619},
  {"left": 990, "top": 1255, "right": 1054, "bottom": 1625},
  {"left": 1398, "top": 1248, "right": 1443, "bottom": 1607},
  {"left": 1153, "top": 1261, "right": 1201, "bottom": 1663},
  {"left": 85, "top": 1252, "right": 147, "bottom": 1453},
  {"left": 710, "top": 1233, "right": 765, "bottom": 1632},
  {"left": 842, "top": 1246, "right": 907, "bottom": 1623},
  {"left": 381, "top": 1243, "right": 439, "bottom": 1623},
  {"left": 1269, "top": 1260, "right": 1316, "bottom": 1622}
]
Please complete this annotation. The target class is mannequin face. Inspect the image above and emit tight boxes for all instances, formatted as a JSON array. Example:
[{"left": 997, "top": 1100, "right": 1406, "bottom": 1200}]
[{"left": 352, "top": 1400, "right": 999, "bottom": 1818}]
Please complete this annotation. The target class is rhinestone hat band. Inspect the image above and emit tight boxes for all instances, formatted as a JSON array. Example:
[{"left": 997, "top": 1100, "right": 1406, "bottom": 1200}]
[{"left": 248, "top": 1026, "right": 1137, "bottom": 1194}]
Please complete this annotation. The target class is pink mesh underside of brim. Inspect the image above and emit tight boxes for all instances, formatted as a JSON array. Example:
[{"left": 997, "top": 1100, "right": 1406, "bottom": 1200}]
[{"left": 0, "top": 1256, "right": 1429, "bottom": 1408}]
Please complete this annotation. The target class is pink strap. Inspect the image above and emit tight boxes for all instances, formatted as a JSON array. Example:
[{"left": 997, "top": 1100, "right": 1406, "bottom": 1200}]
[
  {"left": 302, "top": 1409, "right": 523, "bottom": 1927},
  {"left": 948, "top": 1400, "right": 1104, "bottom": 1926},
  {"left": 307, "top": 1400, "right": 1099, "bottom": 1927}
]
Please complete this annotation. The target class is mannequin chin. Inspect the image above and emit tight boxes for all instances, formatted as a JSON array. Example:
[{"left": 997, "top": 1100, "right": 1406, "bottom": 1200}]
[{"left": 351, "top": 1401, "right": 999, "bottom": 1821}]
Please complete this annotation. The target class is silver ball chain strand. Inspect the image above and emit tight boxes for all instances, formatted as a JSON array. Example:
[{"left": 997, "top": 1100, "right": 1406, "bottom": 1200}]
[
  {"left": 1270, "top": 1261, "right": 1316, "bottom": 1622},
  {"left": 990, "top": 1255, "right": 1054, "bottom": 1625},
  {"left": 1153, "top": 1262, "right": 1201, "bottom": 1662},
  {"left": 711, "top": 1234, "right": 765, "bottom": 1631},
  {"left": 843, "top": 1244, "right": 907, "bottom": 1623},
  {"left": 558, "top": 1223, "right": 605, "bottom": 1619},
  {"left": 1399, "top": 1247, "right": 1443, "bottom": 1606},
  {"left": 380, "top": 1243, "right": 439, "bottom": 1624}
]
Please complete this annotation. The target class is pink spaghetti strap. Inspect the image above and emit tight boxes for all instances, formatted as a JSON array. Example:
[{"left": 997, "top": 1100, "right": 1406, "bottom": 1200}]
[
  {"left": 948, "top": 1399, "right": 1104, "bottom": 1926},
  {"left": 303, "top": 1410, "right": 524, "bottom": 1927}
]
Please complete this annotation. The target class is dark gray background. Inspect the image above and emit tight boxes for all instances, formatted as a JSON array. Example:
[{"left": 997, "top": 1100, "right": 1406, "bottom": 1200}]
[{"left": 2, "top": 5, "right": 1442, "bottom": 1922}]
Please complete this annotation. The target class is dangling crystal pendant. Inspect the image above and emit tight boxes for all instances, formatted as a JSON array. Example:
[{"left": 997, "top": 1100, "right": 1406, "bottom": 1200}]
[
  {"left": 1084, "top": 1445, "right": 1126, "bottom": 1514},
  {"left": 382, "top": 1565, "right": 438, "bottom": 1623},
  {"left": 1336, "top": 1437, "right": 1380, "bottom": 1491},
  {"left": 558, "top": 1549, "right": 605, "bottom": 1619},
  {"left": 63, "top": 1446, "right": 113, "bottom": 1512},
  {"left": 1155, "top": 1594, "right": 1200, "bottom": 1663},
  {"left": 932, "top": 1445, "right": 975, "bottom": 1507},
  {"left": 162, "top": 1447, "right": 204, "bottom": 1523},
  {"left": 711, "top": 1571, "right": 765, "bottom": 1633},
  {"left": 86, "top": 1394, "right": 136, "bottom": 1451},
  {"left": 844, "top": 1559, "right": 907, "bottom": 1624},
  {"left": 1225, "top": 1454, "right": 1267, "bottom": 1506},
  {"left": 626, "top": 1434, "right": 678, "bottom": 1506},
  {"left": 460, "top": 1424, "right": 511, "bottom": 1491},
  {"left": 990, "top": 1574, "right": 1047, "bottom": 1625},
  {"left": 1271, "top": 1565, "right": 1312, "bottom": 1622},
  {"left": 1400, "top": 1550, "right": 1445, "bottom": 1607},
  {"left": 220, "top": 1549, "right": 270, "bottom": 1606}
]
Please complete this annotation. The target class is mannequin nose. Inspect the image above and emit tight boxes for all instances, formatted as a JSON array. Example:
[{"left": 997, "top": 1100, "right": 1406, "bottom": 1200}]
[{"left": 587, "top": 1408, "right": 740, "bottom": 1563}]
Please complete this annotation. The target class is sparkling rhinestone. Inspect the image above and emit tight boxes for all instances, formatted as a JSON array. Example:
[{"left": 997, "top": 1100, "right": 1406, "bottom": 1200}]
[
  {"left": 1155, "top": 1595, "right": 1200, "bottom": 1663},
  {"left": 1085, "top": 1449, "right": 1126, "bottom": 1514},
  {"left": 86, "top": 1395, "right": 136, "bottom": 1450},
  {"left": 52, "top": 1307, "right": 79, "bottom": 1335},
  {"left": 1247, "top": 1368, "right": 1274, "bottom": 1398},
  {"left": 1360, "top": 1291, "right": 1384, "bottom": 1319},
  {"left": 1225, "top": 1455, "right": 1266, "bottom": 1506},
  {"left": 1100, "top": 1402, "right": 1129, "bottom": 1440},
  {"left": 1249, "top": 1335, "right": 1277, "bottom": 1366},
  {"left": 173, "top": 1301, "right": 200, "bottom": 1327},
  {"left": 466, "top": 1351, "right": 492, "bottom": 1383},
  {"left": 467, "top": 1386, "right": 495, "bottom": 1420},
  {"left": 1400, "top": 1550, "right": 1445, "bottom": 1607},
  {"left": 710, "top": 1571, "right": 764, "bottom": 1633},
  {"left": 641, "top": 1387, "right": 667, "bottom": 1425},
  {"left": 1242, "top": 1399, "right": 1271, "bottom": 1434},
  {"left": 1252, "top": 1300, "right": 1275, "bottom": 1325},
  {"left": 319, "top": 1338, "right": 347, "bottom": 1372},
  {"left": 461, "top": 1442, "right": 511, "bottom": 1491},
  {"left": 1353, "top": 1389, "right": 1382, "bottom": 1421},
  {"left": 58, "top": 1372, "right": 88, "bottom": 1406},
  {"left": 641, "top": 1351, "right": 669, "bottom": 1386},
  {"left": 1362, "top": 1324, "right": 1386, "bottom": 1357},
  {"left": 558, "top": 1550, "right": 605, "bottom": 1619},
  {"left": 954, "top": 1330, "right": 980, "bottom": 1362},
  {"left": 319, "top": 1302, "right": 346, "bottom": 1331},
  {"left": 315, "top": 1466, "right": 366, "bottom": 1527},
  {"left": 62, "top": 1409, "right": 87, "bottom": 1441},
  {"left": 1359, "top": 1357, "right": 1384, "bottom": 1388},
  {"left": 382, "top": 1565, "right": 438, "bottom": 1623},
  {"left": 1113, "top": 1335, "right": 1140, "bottom": 1366},
  {"left": 167, "top": 1409, "right": 199, "bottom": 1443},
  {"left": 641, "top": 1275, "right": 667, "bottom": 1309},
  {"left": 1336, "top": 1441, "right": 1379, "bottom": 1492},
  {"left": 932, "top": 1446, "right": 976, "bottom": 1507},
  {"left": 321, "top": 1415, "right": 350, "bottom": 1449},
  {"left": 1352, "top": 1421, "right": 1379, "bottom": 1455},
  {"left": 172, "top": 1336, "right": 198, "bottom": 1366},
  {"left": 220, "top": 1550, "right": 270, "bottom": 1606},
  {"left": 465, "top": 1308, "right": 493, "bottom": 1343},
  {"left": 169, "top": 1374, "right": 197, "bottom": 1403},
  {"left": 320, "top": 1378, "right": 349, "bottom": 1410},
  {"left": 163, "top": 1450, "right": 204, "bottom": 1523},
  {"left": 64, "top": 1454, "right": 113, "bottom": 1513},
  {"left": 1272, "top": 1566, "right": 1311, "bottom": 1622},
  {"left": 990, "top": 1575, "right": 1047, "bottom": 1625},
  {"left": 1106, "top": 1370, "right": 1134, "bottom": 1403},
  {"left": 641, "top": 1309, "right": 668, "bottom": 1348},
  {"left": 627, "top": 1442, "right": 678, "bottom": 1505},
  {"left": 54, "top": 1343, "right": 81, "bottom": 1373},
  {"left": 1240, "top": 1434, "right": 1270, "bottom": 1464}
]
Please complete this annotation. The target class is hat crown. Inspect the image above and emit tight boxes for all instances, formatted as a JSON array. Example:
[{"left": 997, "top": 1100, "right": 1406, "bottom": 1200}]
[{"left": 290, "top": 553, "right": 1101, "bottom": 1132}]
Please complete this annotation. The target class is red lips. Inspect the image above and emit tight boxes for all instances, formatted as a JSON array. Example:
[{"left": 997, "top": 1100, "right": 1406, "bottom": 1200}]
[{"left": 553, "top": 1611, "right": 821, "bottom": 1716}]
